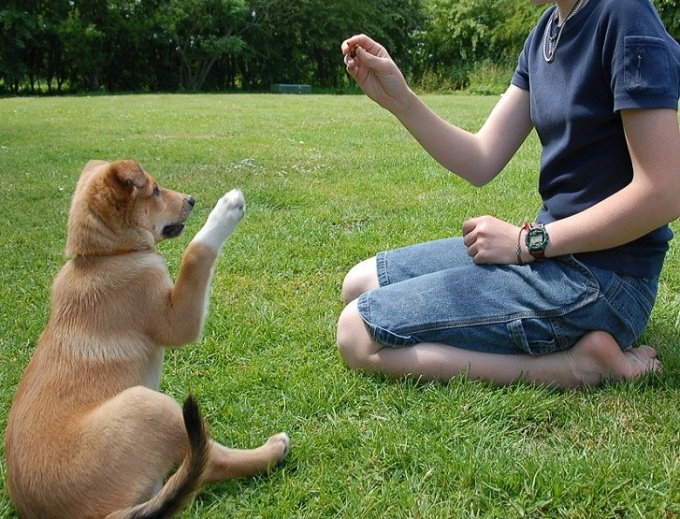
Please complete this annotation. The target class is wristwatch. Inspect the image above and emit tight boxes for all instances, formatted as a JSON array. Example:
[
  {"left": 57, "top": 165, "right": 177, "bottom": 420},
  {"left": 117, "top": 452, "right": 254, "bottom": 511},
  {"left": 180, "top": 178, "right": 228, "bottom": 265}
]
[{"left": 525, "top": 224, "right": 550, "bottom": 260}]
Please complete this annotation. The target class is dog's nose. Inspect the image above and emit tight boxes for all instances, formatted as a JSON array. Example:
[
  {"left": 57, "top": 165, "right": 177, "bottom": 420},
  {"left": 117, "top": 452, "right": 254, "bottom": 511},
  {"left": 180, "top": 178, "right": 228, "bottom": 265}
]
[{"left": 187, "top": 196, "right": 195, "bottom": 207}]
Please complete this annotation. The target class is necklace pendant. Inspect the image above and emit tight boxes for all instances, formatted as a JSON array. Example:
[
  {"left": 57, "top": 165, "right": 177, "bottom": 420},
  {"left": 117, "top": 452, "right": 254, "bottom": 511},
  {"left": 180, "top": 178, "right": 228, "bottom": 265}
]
[
  {"left": 542, "top": 0, "right": 586, "bottom": 63},
  {"left": 545, "top": 48, "right": 555, "bottom": 63}
]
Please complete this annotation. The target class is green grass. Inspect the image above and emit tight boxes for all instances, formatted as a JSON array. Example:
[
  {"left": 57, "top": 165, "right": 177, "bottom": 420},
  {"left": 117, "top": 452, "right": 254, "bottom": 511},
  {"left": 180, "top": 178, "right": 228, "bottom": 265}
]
[{"left": 1, "top": 93, "right": 680, "bottom": 519}]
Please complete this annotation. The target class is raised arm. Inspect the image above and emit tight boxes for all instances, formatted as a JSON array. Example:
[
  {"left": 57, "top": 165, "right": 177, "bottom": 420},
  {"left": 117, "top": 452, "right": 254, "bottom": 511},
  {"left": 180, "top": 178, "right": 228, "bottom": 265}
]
[{"left": 342, "top": 34, "right": 533, "bottom": 187}]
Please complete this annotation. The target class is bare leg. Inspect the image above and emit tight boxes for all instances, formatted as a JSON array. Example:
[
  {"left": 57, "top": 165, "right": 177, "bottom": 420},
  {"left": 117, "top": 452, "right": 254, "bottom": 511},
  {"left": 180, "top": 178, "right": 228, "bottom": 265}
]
[
  {"left": 341, "top": 256, "right": 380, "bottom": 303},
  {"left": 336, "top": 300, "right": 661, "bottom": 389}
]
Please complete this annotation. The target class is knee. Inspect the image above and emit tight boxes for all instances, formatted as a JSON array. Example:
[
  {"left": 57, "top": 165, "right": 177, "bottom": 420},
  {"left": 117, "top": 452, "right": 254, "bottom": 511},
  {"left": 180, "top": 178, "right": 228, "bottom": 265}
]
[
  {"left": 341, "top": 257, "right": 378, "bottom": 304},
  {"left": 341, "top": 270, "right": 362, "bottom": 304},
  {"left": 336, "top": 302, "right": 370, "bottom": 371}
]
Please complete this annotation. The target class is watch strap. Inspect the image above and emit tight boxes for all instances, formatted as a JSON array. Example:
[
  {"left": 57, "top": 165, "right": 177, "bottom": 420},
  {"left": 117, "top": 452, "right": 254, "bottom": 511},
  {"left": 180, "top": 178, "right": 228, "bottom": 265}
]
[{"left": 530, "top": 247, "right": 546, "bottom": 260}]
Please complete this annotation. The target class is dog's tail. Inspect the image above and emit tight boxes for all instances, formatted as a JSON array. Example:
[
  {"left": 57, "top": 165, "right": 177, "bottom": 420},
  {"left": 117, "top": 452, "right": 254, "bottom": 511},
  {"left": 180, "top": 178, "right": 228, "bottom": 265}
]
[{"left": 106, "top": 395, "right": 210, "bottom": 519}]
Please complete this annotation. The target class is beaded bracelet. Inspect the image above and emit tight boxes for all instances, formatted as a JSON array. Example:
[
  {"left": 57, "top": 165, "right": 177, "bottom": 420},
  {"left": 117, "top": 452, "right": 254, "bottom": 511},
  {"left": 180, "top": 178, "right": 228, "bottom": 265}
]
[{"left": 516, "top": 221, "right": 530, "bottom": 265}]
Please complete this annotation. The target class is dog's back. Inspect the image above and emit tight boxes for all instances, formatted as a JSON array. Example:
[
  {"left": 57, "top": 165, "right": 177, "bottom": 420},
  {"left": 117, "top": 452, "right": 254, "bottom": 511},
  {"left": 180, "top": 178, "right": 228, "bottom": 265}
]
[
  {"left": 5, "top": 252, "right": 172, "bottom": 494},
  {"left": 5, "top": 160, "right": 289, "bottom": 518}
]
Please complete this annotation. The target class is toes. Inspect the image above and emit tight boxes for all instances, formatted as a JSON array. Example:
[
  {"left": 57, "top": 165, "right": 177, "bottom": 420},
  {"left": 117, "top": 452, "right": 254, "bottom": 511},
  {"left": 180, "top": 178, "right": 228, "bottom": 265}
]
[
  {"left": 221, "top": 190, "right": 245, "bottom": 219},
  {"left": 225, "top": 189, "right": 245, "bottom": 210},
  {"left": 635, "top": 344, "right": 658, "bottom": 360},
  {"left": 623, "top": 347, "right": 663, "bottom": 376}
]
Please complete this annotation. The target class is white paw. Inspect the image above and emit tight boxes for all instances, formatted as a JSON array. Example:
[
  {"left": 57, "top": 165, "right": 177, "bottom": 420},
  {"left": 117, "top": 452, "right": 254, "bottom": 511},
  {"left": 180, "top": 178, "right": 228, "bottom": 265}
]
[
  {"left": 213, "top": 189, "right": 245, "bottom": 226},
  {"left": 191, "top": 189, "right": 245, "bottom": 251}
]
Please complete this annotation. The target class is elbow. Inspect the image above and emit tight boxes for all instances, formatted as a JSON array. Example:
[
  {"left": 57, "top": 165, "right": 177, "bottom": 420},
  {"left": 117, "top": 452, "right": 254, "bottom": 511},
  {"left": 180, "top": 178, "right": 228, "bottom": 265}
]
[
  {"left": 469, "top": 176, "right": 493, "bottom": 188},
  {"left": 465, "top": 169, "right": 498, "bottom": 187},
  {"left": 660, "top": 184, "right": 680, "bottom": 223},
  {"left": 670, "top": 181, "right": 680, "bottom": 220},
  {"left": 462, "top": 159, "right": 504, "bottom": 187},
  {"left": 152, "top": 321, "right": 204, "bottom": 348},
  {"left": 669, "top": 202, "right": 680, "bottom": 224}
]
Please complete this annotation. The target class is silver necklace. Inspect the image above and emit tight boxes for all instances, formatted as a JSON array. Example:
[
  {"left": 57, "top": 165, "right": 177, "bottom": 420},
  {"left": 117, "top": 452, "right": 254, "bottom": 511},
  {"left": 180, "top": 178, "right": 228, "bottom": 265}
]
[{"left": 542, "top": 0, "right": 586, "bottom": 62}]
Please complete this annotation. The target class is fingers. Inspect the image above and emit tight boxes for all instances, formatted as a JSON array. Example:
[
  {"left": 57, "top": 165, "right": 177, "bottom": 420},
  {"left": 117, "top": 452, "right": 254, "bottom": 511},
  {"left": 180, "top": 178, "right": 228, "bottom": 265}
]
[
  {"left": 342, "top": 34, "right": 389, "bottom": 69},
  {"left": 461, "top": 216, "right": 521, "bottom": 265},
  {"left": 462, "top": 218, "right": 478, "bottom": 237},
  {"left": 341, "top": 34, "right": 375, "bottom": 56},
  {"left": 342, "top": 38, "right": 368, "bottom": 73}
]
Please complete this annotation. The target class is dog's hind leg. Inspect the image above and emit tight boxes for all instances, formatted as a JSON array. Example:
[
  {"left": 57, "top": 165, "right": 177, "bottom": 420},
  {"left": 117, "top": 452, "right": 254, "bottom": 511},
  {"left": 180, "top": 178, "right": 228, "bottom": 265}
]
[
  {"left": 82, "top": 387, "right": 190, "bottom": 510},
  {"left": 88, "top": 387, "right": 288, "bottom": 498},
  {"left": 203, "top": 432, "right": 291, "bottom": 483},
  {"left": 105, "top": 395, "right": 210, "bottom": 519}
]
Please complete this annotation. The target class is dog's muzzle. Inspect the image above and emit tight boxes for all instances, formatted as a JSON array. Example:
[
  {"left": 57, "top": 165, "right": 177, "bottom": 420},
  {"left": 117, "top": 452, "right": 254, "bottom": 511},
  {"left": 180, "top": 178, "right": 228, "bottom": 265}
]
[
  {"left": 162, "top": 196, "right": 195, "bottom": 238},
  {"left": 162, "top": 223, "right": 186, "bottom": 238}
]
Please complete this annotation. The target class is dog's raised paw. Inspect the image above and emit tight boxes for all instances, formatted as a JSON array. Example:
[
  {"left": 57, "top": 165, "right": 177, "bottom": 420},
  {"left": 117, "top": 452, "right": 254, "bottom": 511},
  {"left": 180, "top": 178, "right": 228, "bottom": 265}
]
[
  {"left": 214, "top": 189, "right": 245, "bottom": 224},
  {"left": 191, "top": 189, "right": 246, "bottom": 251}
]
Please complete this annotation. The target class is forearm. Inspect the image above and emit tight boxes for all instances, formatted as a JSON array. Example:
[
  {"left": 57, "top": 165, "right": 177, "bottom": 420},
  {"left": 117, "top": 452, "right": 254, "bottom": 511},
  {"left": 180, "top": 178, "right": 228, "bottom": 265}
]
[
  {"left": 392, "top": 91, "right": 491, "bottom": 185},
  {"left": 392, "top": 86, "right": 533, "bottom": 187},
  {"left": 543, "top": 179, "right": 680, "bottom": 259}
]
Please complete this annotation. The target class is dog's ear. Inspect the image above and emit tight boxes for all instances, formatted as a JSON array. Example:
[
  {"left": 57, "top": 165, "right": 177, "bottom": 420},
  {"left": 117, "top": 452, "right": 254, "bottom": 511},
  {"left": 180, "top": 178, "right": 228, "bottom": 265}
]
[
  {"left": 101, "top": 160, "right": 149, "bottom": 203},
  {"left": 109, "top": 160, "right": 148, "bottom": 191}
]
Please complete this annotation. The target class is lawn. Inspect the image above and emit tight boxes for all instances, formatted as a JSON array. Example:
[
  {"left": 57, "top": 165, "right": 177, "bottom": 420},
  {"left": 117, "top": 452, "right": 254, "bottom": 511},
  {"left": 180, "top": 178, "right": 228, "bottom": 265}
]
[{"left": 1, "top": 93, "right": 679, "bottom": 518}]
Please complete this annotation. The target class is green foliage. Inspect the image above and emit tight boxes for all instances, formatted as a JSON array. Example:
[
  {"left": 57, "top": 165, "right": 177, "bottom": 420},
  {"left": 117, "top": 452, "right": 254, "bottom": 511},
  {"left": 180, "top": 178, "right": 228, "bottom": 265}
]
[
  {"left": 417, "top": 0, "right": 545, "bottom": 90},
  {"left": 0, "top": 1, "right": 676, "bottom": 94},
  {"left": 467, "top": 60, "right": 517, "bottom": 96},
  {"left": 159, "top": 0, "right": 248, "bottom": 91},
  {"left": 1, "top": 94, "right": 680, "bottom": 518},
  {"left": 58, "top": 8, "right": 106, "bottom": 91},
  {"left": 654, "top": 0, "right": 680, "bottom": 39},
  {"left": 0, "top": 5, "right": 37, "bottom": 93}
]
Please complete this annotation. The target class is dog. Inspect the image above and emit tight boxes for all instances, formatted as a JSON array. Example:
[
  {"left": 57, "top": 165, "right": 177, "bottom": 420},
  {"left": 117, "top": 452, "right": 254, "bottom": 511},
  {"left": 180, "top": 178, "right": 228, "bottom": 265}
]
[{"left": 4, "top": 159, "right": 290, "bottom": 518}]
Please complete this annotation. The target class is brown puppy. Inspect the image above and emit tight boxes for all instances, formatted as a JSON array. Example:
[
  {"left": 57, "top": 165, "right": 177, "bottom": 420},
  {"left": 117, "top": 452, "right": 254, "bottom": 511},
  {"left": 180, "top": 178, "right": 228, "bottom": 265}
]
[{"left": 5, "top": 160, "right": 290, "bottom": 519}]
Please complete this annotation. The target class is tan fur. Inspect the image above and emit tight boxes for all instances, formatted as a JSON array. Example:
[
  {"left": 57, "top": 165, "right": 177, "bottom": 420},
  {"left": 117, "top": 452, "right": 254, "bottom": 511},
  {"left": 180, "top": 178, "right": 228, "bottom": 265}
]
[{"left": 5, "top": 160, "right": 290, "bottom": 519}]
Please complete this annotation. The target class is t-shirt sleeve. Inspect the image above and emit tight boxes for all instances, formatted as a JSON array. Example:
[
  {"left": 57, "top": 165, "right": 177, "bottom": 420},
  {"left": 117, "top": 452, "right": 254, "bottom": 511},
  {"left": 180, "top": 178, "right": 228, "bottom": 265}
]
[
  {"left": 604, "top": 0, "right": 680, "bottom": 111},
  {"left": 511, "top": 28, "right": 534, "bottom": 92}
]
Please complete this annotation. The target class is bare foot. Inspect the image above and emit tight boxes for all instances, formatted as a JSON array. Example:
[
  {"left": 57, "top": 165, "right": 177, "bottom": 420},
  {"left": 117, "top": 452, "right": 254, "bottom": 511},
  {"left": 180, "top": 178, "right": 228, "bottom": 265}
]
[{"left": 566, "top": 332, "right": 662, "bottom": 388}]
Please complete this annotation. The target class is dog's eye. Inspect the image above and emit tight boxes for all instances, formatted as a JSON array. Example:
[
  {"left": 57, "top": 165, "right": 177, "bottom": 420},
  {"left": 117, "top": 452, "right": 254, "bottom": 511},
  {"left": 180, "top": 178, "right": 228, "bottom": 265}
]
[{"left": 153, "top": 186, "right": 160, "bottom": 197}]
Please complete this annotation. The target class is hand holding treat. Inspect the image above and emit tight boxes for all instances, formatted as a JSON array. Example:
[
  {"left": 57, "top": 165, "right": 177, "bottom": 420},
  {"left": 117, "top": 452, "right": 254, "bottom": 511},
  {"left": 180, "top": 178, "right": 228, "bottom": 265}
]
[{"left": 341, "top": 34, "right": 412, "bottom": 116}]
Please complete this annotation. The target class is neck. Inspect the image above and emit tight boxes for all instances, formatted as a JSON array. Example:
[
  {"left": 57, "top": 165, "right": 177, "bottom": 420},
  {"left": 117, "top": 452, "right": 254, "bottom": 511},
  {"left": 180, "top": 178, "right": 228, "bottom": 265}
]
[
  {"left": 74, "top": 248, "right": 140, "bottom": 258},
  {"left": 555, "top": 0, "right": 585, "bottom": 24}
]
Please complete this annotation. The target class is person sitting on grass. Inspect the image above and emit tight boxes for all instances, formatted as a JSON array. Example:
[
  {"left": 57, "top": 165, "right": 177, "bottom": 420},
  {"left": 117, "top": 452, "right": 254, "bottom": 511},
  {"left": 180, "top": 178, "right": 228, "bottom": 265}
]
[{"left": 337, "top": 0, "right": 680, "bottom": 389}]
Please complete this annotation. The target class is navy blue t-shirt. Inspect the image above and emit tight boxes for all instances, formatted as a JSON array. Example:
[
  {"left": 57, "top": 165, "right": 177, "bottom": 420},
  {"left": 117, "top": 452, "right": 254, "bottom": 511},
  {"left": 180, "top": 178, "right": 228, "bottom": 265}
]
[{"left": 512, "top": 0, "right": 680, "bottom": 278}]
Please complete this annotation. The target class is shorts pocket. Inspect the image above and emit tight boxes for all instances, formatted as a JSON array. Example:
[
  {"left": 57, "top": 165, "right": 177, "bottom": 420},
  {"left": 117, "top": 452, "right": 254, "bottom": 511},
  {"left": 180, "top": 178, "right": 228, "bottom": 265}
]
[{"left": 507, "top": 317, "right": 567, "bottom": 356}]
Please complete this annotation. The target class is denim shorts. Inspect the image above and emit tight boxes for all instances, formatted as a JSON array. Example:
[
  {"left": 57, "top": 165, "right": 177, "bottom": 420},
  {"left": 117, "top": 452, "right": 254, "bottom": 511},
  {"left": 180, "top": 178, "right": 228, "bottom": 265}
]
[{"left": 356, "top": 237, "right": 658, "bottom": 355}]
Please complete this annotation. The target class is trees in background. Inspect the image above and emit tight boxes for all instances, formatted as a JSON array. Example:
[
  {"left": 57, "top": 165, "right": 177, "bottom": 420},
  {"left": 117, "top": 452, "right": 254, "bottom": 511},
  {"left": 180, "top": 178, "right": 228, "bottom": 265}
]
[
  {"left": 656, "top": 0, "right": 680, "bottom": 40},
  {"left": 0, "top": 0, "right": 677, "bottom": 94}
]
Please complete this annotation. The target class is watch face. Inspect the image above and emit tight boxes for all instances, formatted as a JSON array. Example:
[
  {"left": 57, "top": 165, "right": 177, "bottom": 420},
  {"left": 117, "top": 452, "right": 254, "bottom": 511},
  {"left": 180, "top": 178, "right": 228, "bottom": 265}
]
[
  {"left": 526, "top": 226, "right": 548, "bottom": 251},
  {"left": 528, "top": 232, "right": 543, "bottom": 247}
]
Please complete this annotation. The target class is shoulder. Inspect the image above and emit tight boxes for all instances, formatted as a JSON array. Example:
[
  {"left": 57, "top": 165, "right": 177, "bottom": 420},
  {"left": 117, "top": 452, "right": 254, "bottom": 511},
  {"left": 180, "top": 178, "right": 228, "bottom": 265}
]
[
  {"left": 596, "top": 0, "right": 680, "bottom": 109},
  {"left": 594, "top": 0, "right": 680, "bottom": 66},
  {"left": 598, "top": 0, "right": 657, "bottom": 15},
  {"left": 595, "top": 0, "right": 672, "bottom": 34}
]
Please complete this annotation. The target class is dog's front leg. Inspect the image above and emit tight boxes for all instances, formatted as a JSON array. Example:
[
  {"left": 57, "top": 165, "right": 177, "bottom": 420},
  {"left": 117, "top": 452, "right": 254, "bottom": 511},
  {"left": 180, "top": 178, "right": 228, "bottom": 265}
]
[{"left": 154, "top": 189, "right": 245, "bottom": 346}]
